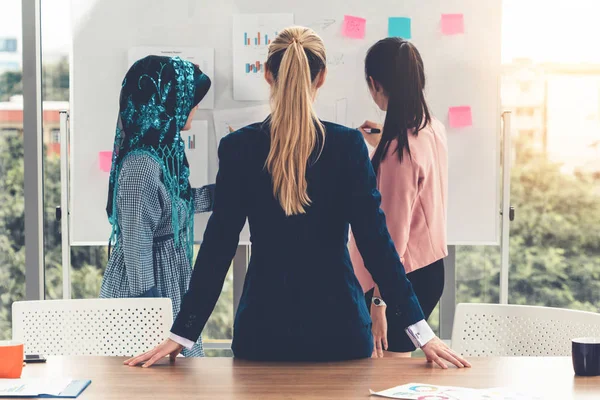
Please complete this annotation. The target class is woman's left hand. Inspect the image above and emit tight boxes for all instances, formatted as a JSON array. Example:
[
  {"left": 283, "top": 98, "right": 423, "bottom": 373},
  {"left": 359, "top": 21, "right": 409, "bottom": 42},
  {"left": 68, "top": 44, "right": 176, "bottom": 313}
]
[
  {"left": 370, "top": 304, "right": 388, "bottom": 358},
  {"left": 124, "top": 338, "right": 183, "bottom": 368},
  {"left": 421, "top": 336, "right": 471, "bottom": 369}
]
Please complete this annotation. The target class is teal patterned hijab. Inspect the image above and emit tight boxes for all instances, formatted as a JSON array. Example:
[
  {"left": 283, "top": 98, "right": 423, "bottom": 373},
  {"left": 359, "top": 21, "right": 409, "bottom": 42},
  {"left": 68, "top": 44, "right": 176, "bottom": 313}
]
[{"left": 107, "top": 55, "right": 211, "bottom": 260}]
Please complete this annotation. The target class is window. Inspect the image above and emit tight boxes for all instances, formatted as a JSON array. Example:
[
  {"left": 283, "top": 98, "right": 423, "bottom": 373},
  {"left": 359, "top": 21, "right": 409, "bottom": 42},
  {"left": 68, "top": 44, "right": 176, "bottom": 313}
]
[
  {"left": 0, "top": 0, "right": 24, "bottom": 341},
  {"left": 456, "top": 246, "right": 500, "bottom": 304},
  {"left": 509, "top": 75, "right": 600, "bottom": 310},
  {"left": 7, "top": 0, "right": 597, "bottom": 353},
  {"left": 50, "top": 129, "right": 60, "bottom": 144},
  {"left": 450, "top": 0, "right": 600, "bottom": 336},
  {"left": 203, "top": 268, "right": 234, "bottom": 348},
  {"left": 39, "top": 2, "right": 235, "bottom": 355},
  {"left": 515, "top": 107, "right": 536, "bottom": 117},
  {"left": 518, "top": 81, "right": 532, "bottom": 93},
  {"left": 42, "top": 0, "right": 108, "bottom": 301},
  {"left": 0, "top": 38, "right": 18, "bottom": 53},
  {"left": 0, "top": 61, "right": 20, "bottom": 71},
  {"left": 502, "top": 1, "right": 600, "bottom": 313},
  {"left": 519, "top": 129, "right": 536, "bottom": 138}
]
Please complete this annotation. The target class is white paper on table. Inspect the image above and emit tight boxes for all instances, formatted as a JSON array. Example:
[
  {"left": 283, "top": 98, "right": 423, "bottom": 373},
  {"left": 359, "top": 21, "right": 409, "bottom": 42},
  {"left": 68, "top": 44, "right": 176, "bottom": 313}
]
[
  {"left": 127, "top": 46, "right": 215, "bottom": 109},
  {"left": 232, "top": 13, "right": 294, "bottom": 101},
  {"left": 369, "top": 383, "right": 482, "bottom": 400},
  {"left": 182, "top": 120, "right": 213, "bottom": 186},
  {"left": 479, "top": 387, "right": 544, "bottom": 400},
  {"left": 212, "top": 105, "right": 271, "bottom": 146},
  {"left": 0, "top": 378, "right": 72, "bottom": 397}
]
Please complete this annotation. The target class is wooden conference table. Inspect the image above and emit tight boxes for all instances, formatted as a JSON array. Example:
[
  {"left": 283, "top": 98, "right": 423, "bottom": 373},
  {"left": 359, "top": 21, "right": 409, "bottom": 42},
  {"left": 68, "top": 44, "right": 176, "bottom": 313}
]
[{"left": 12, "top": 356, "right": 600, "bottom": 399}]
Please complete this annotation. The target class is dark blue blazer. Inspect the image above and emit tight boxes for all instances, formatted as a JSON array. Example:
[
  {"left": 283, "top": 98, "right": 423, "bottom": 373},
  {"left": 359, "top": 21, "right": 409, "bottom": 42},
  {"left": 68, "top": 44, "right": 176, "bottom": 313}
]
[{"left": 171, "top": 120, "right": 425, "bottom": 361}]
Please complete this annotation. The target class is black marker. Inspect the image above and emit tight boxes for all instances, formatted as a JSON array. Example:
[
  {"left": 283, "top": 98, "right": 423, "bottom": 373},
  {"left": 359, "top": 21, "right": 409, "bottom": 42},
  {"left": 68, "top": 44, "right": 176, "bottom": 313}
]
[{"left": 363, "top": 128, "right": 381, "bottom": 134}]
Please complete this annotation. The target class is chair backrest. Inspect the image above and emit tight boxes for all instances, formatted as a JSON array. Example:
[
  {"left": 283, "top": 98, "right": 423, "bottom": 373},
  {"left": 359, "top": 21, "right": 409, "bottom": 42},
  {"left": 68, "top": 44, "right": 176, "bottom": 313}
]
[
  {"left": 12, "top": 298, "right": 173, "bottom": 357},
  {"left": 452, "top": 303, "right": 600, "bottom": 357}
]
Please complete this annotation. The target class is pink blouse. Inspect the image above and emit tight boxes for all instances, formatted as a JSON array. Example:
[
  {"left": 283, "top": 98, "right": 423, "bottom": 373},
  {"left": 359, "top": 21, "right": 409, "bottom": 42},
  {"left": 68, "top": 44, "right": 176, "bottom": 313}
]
[{"left": 349, "top": 118, "right": 449, "bottom": 292}]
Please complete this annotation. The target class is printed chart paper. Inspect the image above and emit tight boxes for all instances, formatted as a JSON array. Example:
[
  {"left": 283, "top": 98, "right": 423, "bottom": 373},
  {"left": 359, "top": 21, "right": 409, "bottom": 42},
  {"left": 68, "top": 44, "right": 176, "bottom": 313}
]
[
  {"left": 182, "top": 120, "right": 212, "bottom": 186},
  {"left": 370, "top": 383, "right": 543, "bottom": 400},
  {"left": 127, "top": 46, "right": 215, "bottom": 109},
  {"left": 232, "top": 14, "right": 294, "bottom": 101},
  {"left": 478, "top": 388, "right": 543, "bottom": 400},
  {"left": 370, "top": 383, "right": 481, "bottom": 400},
  {"left": 0, "top": 378, "right": 72, "bottom": 397},
  {"left": 212, "top": 105, "right": 271, "bottom": 145}
]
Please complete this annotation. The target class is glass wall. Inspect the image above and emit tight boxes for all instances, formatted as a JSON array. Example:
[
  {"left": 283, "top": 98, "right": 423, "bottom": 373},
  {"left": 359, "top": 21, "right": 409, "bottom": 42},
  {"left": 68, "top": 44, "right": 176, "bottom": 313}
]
[
  {"left": 6, "top": 0, "right": 598, "bottom": 351},
  {"left": 502, "top": 0, "right": 600, "bottom": 311},
  {"left": 456, "top": 246, "right": 500, "bottom": 304},
  {"left": 453, "top": 0, "right": 600, "bottom": 315},
  {"left": 41, "top": 0, "right": 108, "bottom": 300},
  {"left": 42, "top": 0, "right": 69, "bottom": 299},
  {"left": 37, "top": 0, "right": 235, "bottom": 353},
  {"left": 0, "top": 0, "right": 24, "bottom": 340}
]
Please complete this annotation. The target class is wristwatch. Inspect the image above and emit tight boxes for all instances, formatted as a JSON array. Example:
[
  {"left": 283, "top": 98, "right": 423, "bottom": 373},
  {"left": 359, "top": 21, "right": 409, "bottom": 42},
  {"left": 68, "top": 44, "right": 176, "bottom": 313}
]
[{"left": 372, "top": 296, "right": 386, "bottom": 307}]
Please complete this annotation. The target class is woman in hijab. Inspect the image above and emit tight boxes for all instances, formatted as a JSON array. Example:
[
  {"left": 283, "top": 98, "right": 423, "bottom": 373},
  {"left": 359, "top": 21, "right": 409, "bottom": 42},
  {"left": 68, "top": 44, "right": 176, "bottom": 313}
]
[{"left": 100, "top": 55, "right": 213, "bottom": 357}]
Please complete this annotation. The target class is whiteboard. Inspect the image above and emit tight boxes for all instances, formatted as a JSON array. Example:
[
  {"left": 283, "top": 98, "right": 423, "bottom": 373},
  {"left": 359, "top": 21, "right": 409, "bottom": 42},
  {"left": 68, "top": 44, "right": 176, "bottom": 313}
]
[{"left": 70, "top": 0, "right": 501, "bottom": 246}]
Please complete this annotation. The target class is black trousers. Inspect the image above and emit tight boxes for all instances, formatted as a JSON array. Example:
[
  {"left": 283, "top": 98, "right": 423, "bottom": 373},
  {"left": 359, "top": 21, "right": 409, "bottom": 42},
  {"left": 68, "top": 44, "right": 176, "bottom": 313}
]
[{"left": 365, "top": 258, "right": 445, "bottom": 352}]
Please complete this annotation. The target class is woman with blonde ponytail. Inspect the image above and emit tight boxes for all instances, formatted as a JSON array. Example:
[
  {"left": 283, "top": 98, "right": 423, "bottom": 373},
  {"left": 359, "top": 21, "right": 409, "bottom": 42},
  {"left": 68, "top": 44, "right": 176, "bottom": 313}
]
[{"left": 126, "top": 27, "right": 469, "bottom": 367}]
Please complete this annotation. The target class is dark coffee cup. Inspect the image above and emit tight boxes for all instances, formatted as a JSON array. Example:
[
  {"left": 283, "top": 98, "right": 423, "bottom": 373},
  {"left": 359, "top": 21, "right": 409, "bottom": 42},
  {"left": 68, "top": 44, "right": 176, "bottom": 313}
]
[{"left": 572, "top": 337, "right": 600, "bottom": 376}]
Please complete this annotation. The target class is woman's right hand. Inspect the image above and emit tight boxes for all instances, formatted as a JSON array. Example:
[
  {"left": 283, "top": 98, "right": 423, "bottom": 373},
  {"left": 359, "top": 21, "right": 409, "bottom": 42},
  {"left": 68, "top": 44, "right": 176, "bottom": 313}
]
[
  {"left": 124, "top": 338, "right": 183, "bottom": 368},
  {"left": 421, "top": 336, "right": 471, "bottom": 369},
  {"left": 358, "top": 120, "right": 383, "bottom": 149}
]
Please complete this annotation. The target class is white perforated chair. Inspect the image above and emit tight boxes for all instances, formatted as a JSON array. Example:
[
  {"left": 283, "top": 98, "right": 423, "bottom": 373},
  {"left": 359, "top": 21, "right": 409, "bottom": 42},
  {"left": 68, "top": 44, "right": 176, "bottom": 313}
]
[
  {"left": 12, "top": 298, "right": 173, "bottom": 357},
  {"left": 452, "top": 303, "right": 600, "bottom": 357}
]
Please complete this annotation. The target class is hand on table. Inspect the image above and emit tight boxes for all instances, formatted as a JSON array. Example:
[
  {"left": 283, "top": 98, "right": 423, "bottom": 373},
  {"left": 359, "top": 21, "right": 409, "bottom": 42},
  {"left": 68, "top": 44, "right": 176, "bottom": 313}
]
[
  {"left": 124, "top": 338, "right": 183, "bottom": 368},
  {"left": 421, "top": 336, "right": 471, "bottom": 369},
  {"left": 358, "top": 120, "right": 383, "bottom": 149},
  {"left": 371, "top": 303, "right": 388, "bottom": 358}
]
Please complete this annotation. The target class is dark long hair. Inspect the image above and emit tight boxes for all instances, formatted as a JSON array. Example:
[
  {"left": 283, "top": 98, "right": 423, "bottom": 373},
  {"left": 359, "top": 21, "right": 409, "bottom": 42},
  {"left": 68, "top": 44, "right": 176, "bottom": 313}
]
[{"left": 365, "top": 38, "right": 431, "bottom": 173}]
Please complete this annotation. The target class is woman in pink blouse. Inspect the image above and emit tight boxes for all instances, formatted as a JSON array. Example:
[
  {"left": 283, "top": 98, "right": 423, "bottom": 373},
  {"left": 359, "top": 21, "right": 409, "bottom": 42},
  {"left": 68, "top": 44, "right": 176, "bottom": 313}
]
[{"left": 349, "top": 37, "right": 448, "bottom": 358}]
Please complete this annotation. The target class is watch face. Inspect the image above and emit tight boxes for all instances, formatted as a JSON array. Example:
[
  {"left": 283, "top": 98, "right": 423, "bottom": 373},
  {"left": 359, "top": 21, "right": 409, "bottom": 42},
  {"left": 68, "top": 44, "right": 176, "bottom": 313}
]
[{"left": 373, "top": 298, "right": 382, "bottom": 306}]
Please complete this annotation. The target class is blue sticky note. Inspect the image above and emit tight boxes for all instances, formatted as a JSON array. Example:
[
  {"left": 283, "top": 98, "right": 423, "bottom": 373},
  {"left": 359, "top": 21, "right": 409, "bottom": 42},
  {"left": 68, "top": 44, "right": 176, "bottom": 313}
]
[{"left": 388, "top": 17, "right": 411, "bottom": 39}]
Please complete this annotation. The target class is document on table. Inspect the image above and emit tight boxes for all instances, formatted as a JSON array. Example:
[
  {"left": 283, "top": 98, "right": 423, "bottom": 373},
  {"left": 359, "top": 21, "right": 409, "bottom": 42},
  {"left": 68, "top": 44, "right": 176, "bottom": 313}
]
[
  {"left": 369, "top": 383, "right": 543, "bottom": 399},
  {"left": 369, "top": 383, "right": 482, "bottom": 399},
  {"left": 0, "top": 378, "right": 91, "bottom": 398}
]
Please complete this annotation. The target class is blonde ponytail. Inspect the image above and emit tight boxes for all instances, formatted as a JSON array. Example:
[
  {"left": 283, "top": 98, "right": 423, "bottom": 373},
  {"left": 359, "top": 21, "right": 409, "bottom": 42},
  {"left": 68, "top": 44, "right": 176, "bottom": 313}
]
[{"left": 265, "top": 26, "right": 326, "bottom": 216}]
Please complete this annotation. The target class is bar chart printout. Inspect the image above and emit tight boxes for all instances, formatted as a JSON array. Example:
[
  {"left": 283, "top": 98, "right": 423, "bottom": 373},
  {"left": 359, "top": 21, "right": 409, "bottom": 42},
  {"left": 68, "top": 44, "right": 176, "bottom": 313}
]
[
  {"left": 243, "top": 31, "right": 276, "bottom": 46},
  {"left": 187, "top": 134, "right": 196, "bottom": 149},
  {"left": 245, "top": 61, "right": 264, "bottom": 73},
  {"left": 183, "top": 121, "right": 209, "bottom": 188},
  {"left": 233, "top": 13, "right": 294, "bottom": 100}
]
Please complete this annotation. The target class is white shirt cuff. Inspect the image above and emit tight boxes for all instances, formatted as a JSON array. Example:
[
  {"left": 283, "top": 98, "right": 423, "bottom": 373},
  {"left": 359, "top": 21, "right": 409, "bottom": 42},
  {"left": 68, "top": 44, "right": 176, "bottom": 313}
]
[
  {"left": 405, "top": 319, "right": 435, "bottom": 348},
  {"left": 169, "top": 333, "right": 195, "bottom": 350}
]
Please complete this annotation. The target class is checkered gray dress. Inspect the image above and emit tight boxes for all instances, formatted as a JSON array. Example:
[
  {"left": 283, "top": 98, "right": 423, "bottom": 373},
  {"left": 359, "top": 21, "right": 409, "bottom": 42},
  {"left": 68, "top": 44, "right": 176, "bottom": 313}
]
[{"left": 100, "top": 153, "right": 214, "bottom": 357}]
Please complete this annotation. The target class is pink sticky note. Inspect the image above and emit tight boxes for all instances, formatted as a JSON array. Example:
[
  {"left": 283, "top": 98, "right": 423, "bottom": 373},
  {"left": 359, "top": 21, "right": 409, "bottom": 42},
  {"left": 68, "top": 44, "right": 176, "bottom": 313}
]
[
  {"left": 441, "top": 14, "right": 464, "bottom": 35},
  {"left": 342, "top": 15, "right": 366, "bottom": 39},
  {"left": 448, "top": 106, "right": 472, "bottom": 128},
  {"left": 99, "top": 151, "right": 113, "bottom": 172}
]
